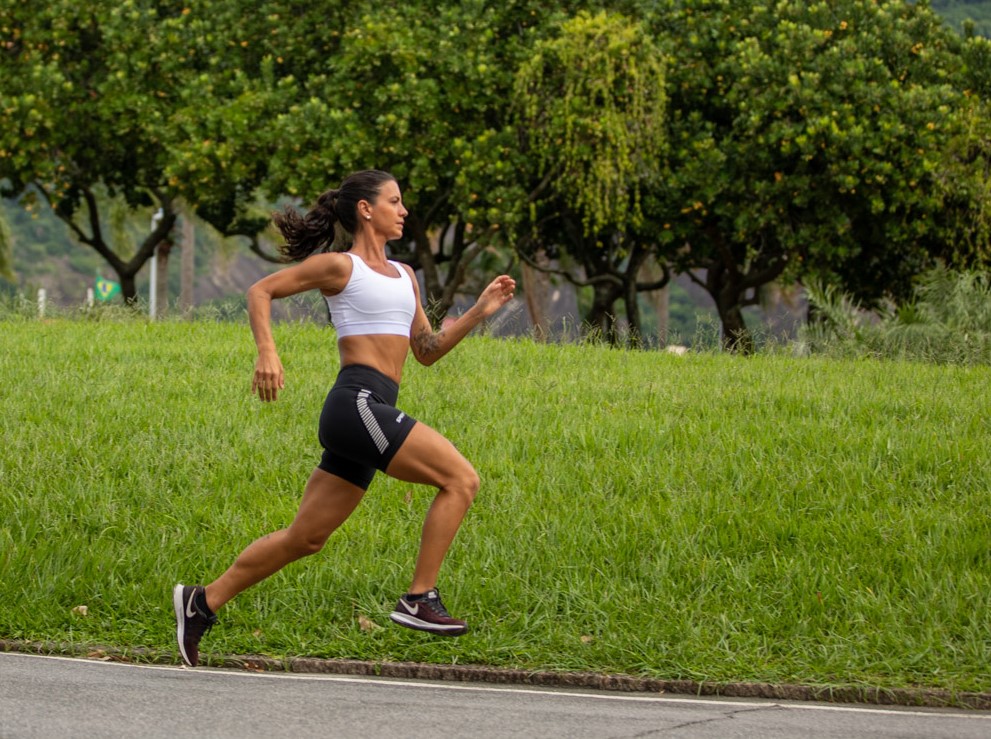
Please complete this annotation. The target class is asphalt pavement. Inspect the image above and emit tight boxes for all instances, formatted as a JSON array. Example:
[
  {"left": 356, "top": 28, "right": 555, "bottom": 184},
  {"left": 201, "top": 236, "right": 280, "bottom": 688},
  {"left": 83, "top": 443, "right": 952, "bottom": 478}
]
[{"left": 1, "top": 652, "right": 990, "bottom": 738}]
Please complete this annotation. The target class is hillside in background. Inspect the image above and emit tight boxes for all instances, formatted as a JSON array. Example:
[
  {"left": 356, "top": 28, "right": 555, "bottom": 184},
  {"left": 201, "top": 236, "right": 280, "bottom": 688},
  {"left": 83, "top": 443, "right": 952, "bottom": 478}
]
[
  {"left": 930, "top": 0, "right": 991, "bottom": 35},
  {"left": 0, "top": 196, "right": 281, "bottom": 313}
]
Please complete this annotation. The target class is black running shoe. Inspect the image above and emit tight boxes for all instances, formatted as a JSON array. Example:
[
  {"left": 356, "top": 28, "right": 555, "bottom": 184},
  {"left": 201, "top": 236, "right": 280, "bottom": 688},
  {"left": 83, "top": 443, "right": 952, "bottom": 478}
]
[
  {"left": 173, "top": 583, "right": 217, "bottom": 667},
  {"left": 389, "top": 588, "right": 468, "bottom": 636}
]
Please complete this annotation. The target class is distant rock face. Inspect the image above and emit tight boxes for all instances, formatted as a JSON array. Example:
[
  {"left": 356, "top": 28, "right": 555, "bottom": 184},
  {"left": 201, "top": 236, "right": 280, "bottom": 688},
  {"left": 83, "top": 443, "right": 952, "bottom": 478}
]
[
  {"left": 195, "top": 250, "right": 276, "bottom": 305},
  {"left": 194, "top": 250, "right": 329, "bottom": 323}
]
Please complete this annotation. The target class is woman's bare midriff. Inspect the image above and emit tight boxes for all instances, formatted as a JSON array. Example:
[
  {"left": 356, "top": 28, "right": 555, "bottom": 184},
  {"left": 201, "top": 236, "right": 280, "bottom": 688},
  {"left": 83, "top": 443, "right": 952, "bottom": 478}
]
[{"left": 338, "top": 334, "right": 411, "bottom": 384}]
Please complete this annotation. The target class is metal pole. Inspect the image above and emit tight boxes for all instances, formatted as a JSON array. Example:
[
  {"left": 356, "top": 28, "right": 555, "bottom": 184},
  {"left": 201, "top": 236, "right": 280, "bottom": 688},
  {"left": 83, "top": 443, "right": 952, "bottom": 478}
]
[
  {"left": 149, "top": 255, "right": 157, "bottom": 319},
  {"left": 149, "top": 208, "right": 164, "bottom": 319}
]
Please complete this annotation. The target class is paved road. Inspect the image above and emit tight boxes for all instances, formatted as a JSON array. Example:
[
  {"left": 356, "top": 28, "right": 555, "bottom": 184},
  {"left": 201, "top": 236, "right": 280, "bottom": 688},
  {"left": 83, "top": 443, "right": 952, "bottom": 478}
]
[{"left": 1, "top": 652, "right": 989, "bottom": 738}]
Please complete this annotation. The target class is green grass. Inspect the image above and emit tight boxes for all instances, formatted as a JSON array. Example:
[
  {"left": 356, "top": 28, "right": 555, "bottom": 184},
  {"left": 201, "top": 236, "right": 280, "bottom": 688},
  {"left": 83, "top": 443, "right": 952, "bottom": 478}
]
[{"left": 1, "top": 316, "right": 990, "bottom": 694}]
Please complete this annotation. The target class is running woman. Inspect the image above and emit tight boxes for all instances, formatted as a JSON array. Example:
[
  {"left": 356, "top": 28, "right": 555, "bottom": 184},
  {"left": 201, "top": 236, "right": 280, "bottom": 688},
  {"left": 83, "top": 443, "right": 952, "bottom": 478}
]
[{"left": 173, "top": 169, "right": 516, "bottom": 667}]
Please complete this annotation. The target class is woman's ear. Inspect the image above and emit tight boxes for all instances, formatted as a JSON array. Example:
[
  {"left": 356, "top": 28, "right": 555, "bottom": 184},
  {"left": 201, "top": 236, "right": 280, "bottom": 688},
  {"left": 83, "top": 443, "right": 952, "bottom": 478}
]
[{"left": 357, "top": 200, "right": 373, "bottom": 221}]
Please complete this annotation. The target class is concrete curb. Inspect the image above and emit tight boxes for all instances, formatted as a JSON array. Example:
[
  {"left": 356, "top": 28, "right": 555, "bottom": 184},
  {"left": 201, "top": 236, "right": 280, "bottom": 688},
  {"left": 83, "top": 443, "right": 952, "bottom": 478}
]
[{"left": 3, "top": 639, "right": 989, "bottom": 710}]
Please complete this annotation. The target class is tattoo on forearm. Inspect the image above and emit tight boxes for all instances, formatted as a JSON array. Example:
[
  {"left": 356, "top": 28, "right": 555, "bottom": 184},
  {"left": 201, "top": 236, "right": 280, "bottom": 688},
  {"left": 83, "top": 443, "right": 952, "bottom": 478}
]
[{"left": 414, "top": 328, "right": 442, "bottom": 358}]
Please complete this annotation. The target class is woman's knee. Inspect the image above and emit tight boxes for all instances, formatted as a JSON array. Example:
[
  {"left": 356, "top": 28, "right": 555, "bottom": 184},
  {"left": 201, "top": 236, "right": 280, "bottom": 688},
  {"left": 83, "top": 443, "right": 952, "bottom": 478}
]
[
  {"left": 449, "top": 466, "right": 480, "bottom": 506},
  {"left": 283, "top": 528, "right": 327, "bottom": 558}
]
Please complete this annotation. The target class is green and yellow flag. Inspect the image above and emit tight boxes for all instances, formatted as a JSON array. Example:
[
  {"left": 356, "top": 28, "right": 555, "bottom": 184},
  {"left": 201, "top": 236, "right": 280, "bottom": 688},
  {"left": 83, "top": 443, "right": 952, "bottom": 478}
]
[{"left": 95, "top": 277, "right": 121, "bottom": 301}]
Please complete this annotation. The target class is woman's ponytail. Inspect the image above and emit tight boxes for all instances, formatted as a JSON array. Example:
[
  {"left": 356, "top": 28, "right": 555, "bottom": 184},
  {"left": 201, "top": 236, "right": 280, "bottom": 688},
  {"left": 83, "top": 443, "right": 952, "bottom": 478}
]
[
  {"left": 273, "top": 188, "right": 341, "bottom": 262},
  {"left": 272, "top": 170, "right": 396, "bottom": 262}
]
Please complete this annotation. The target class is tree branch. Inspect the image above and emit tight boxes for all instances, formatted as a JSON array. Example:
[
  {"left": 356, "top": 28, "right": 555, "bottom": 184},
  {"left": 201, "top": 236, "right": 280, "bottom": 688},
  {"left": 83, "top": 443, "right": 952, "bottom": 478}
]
[
  {"left": 246, "top": 235, "right": 284, "bottom": 263},
  {"left": 129, "top": 191, "right": 176, "bottom": 272},
  {"left": 421, "top": 190, "right": 451, "bottom": 229},
  {"left": 33, "top": 182, "right": 94, "bottom": 247},
  {"left": 442, "top": 239, "right": 486, "bottom": 306},
  {"left": 518, "top": 250, "right": 622, "bottom": 287},
  {"left": 527, "top": 164, "right": 564, "bottom": 203},
  {"left": 636, "top": 260, "right": 671, "bottom": 292},
  {"left": 739, "top": 253, "right": 789, "bottom": 291},
  {"left": 685, "top": 268, "right": 708, "bottom": 290}
]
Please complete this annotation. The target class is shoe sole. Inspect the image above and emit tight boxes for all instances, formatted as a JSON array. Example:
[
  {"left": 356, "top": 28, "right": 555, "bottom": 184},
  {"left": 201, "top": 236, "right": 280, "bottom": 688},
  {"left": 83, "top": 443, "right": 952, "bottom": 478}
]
[
  {"left": 389, "top": 611, "right": 467, "bottom": 636},
  {"left": 173, "top": 583, "right": 195, "bottom": 667}
]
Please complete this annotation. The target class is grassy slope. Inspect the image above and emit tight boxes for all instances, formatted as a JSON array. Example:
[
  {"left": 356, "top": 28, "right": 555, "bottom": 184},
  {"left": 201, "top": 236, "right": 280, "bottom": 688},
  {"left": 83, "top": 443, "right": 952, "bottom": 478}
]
[{"left": 1, "top": 318, "right": 989, "bottom": 692}]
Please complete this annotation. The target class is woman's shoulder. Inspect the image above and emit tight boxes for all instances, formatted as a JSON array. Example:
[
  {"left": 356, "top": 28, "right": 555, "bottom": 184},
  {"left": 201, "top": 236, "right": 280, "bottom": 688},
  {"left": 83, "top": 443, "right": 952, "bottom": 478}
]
[
  {"left": 300, "top": 251, "right": 354, "bottom": 294},
  {"left": 393, "top": 260, "right": 418, "bottom": 285},
  {"left": 304, "top": 251, "right": 352, "bottom": 271}
]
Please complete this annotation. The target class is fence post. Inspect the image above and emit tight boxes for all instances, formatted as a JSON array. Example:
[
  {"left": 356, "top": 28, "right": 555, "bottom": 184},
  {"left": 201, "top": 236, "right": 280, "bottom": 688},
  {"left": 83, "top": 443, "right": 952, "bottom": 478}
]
[{"left": 38, "top": 288, "right": 46, "bottom": 318}]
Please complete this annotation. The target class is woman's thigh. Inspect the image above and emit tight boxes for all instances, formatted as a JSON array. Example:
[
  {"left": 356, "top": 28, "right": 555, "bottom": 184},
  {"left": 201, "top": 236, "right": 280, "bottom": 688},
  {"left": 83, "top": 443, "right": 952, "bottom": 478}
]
[
  {"left": 286, "top": 468, "right": 367, "bottom": 544},
  {"left": 385, "top": 422, "right": 476, "bottom": 489}
]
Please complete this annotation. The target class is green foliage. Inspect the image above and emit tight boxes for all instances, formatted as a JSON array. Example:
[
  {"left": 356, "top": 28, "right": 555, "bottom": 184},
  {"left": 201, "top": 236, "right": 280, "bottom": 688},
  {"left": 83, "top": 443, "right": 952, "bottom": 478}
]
[
  {"left": 641, "top": 0, "right": 991, "bottom": 350},
  {"left": 158, "top": 1, "right": 356, "bottom": 235},
  {"left": 802, "top": 266, "right": 991, "bottom": 363},
  {"left": 3, "top": 0, "right": 990, "bottom": 340},
  {"left": 514, "top": 10, "right": 666, "bottom": 234},
  {"left": 247, "top": 2, "right": 569, "bottom": 320},
  {"left": 0, "top": 0, "right": 190, "bottom": 298},
  {"left": 0, "top": 0, "right": 180, "bottom": 200},
  {"left": 505, "top": 9, "right": 672, "bottom": 346}
]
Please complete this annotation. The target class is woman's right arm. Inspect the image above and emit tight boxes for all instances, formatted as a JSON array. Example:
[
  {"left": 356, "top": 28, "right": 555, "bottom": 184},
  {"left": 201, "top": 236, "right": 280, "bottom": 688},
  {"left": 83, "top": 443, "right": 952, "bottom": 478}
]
[{"left": 248, "top": 253, "right": 350, "bottom": 402}]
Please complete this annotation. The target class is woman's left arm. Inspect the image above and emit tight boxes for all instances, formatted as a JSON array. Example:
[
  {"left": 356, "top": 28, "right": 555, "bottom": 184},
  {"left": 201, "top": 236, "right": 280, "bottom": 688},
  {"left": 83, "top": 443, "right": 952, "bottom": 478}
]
[{"left": 407, "top": 270, "right": 516, "bottom": 366}]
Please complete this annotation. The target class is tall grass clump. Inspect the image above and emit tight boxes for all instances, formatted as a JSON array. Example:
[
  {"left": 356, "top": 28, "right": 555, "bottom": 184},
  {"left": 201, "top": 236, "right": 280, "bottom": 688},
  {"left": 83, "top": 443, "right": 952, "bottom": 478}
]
[
  {"left": 801, "top": 267, "right": 991, "bottom": 365},
  {"left": 2, "top": 316, "right": 990, "bottom": 694}
]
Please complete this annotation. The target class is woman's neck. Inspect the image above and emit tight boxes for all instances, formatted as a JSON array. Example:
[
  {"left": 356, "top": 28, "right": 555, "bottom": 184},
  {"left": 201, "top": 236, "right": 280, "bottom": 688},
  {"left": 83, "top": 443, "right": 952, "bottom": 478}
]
[{"left": 349, "top": 233, "right": 389, "bottom": 263}]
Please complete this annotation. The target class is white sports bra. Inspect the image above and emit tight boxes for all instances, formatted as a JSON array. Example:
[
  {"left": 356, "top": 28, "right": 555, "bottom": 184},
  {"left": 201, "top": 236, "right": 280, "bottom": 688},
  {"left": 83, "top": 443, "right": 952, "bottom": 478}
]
[{"left": 325, "top": 252, "right": 416, "bottom": 338}]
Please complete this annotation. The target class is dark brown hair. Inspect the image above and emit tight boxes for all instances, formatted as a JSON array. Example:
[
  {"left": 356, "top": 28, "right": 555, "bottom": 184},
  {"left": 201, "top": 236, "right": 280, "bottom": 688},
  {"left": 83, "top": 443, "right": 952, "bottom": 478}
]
[{"left": 273, "top": 169, "right": 396, "bottom": 262}]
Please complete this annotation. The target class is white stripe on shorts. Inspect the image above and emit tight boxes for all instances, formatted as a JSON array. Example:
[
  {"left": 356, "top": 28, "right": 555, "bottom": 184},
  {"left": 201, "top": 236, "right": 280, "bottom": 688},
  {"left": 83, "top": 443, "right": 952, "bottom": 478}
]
[{"left": 356, "top": 389, "right": 389, "bottom": 454}]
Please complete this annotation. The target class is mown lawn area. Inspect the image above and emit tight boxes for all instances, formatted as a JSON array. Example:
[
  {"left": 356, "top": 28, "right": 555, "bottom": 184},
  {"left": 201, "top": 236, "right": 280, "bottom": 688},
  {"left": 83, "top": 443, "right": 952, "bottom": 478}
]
[{"left": 1, "top": 317, "right": 989, "bottom": 694}]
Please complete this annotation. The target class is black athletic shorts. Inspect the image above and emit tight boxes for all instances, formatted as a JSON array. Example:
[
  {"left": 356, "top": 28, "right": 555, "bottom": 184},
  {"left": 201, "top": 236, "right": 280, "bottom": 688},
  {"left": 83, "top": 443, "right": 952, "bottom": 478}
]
[{"left": 317, "top": 364, "right": 417, "bottom": 490}]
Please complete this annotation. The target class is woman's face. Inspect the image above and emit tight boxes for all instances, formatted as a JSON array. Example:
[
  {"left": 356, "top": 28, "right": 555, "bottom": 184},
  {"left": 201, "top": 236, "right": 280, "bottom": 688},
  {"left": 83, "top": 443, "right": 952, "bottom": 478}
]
[{"left": 366, "top": 180, "right": 408, "bottom": 240}]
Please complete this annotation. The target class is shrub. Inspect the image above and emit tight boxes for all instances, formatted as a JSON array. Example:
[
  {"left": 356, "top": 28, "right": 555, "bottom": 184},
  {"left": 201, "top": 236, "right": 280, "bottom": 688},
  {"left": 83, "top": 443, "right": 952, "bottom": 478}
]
[{"left": 801, "top": 267, "right": 991, "bottom": 364}]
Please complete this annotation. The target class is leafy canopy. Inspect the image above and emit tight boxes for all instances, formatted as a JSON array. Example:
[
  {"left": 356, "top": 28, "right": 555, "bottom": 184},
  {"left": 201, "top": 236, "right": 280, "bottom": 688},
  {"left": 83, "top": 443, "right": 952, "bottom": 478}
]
[{"left": 515, "top": 10, "right": 667, "bottom": 235}]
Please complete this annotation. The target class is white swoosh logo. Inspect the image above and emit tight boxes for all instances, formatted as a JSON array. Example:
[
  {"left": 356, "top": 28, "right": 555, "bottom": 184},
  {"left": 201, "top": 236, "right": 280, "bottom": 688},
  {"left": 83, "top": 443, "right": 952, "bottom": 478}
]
[
  {"left": 404, "top": 601, "right": 419, "bottom": 616},
  {"left": 185, "top": 592, "right": 198, "bottom": 619}
]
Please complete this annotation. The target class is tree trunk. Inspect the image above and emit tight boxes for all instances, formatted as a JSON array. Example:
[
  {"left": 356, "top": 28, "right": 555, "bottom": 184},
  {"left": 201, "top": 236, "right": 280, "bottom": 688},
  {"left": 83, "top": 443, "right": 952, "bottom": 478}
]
[
  {"left": 638, "top": 260, "right": 670, "bottom": 346},
  {"left": 700, "top": 235, "right": 755, "bottom": 354},
  {"left": 521, "top": 248, "right": 552, "bottom": 341},
  {"left": 588, "top": 281, "right": 621, "bottom": 345},
  {"left": 155, "top": 241, "right": 171, "bottom": 318},
  {"left": 121, "top": 273, "right": 138, "bottom": 305},
  {"left": 439, "top": 223, "right": 485, "bottom": 325},
  {"left": 715, "top": 293, "right": 753, "bottom": 354},
  {"left": 621, "top": 243, "right": 651, "bottom": 348},
  {"left": 622, "top": 281, "right": 642, "bottom": 347},
  {"left": 406, "top": 212, "right": 444, "bottom": 326}
]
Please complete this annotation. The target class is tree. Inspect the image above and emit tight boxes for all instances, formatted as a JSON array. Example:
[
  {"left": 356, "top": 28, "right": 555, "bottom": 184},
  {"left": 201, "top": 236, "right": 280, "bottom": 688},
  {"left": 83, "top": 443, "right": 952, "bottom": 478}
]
[
  {"left": 643, "top": 0, "right": 991, "bottom": 351},
  {"left": 255, "top": 2, "right": 569, "bottom": 325},
  {"left": 0, "top": 0, "right": 191, "bottom": 302},
  {"left": 0, "top": 207, "right": 13, "bottom": 281},
  {"left": 158, "top": 0, "right": 357, "bottom": 260},
  {"left": 141, "top": 0, "right": 525, "bottom": 315},
  {"left": 510, "top": 10, "right": 669, "bottom": 345}
]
